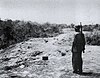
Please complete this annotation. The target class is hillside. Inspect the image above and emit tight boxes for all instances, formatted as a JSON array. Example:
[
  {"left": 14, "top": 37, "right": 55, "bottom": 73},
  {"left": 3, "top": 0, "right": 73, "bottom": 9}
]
[{"left": 0, "top": 28, "right": 100, "bottom": 78}]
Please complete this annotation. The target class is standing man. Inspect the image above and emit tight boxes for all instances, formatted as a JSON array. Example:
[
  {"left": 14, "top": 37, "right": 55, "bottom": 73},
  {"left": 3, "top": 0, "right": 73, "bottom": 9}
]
[{"left": 72, "top": 24, "right": 85, "bottom": 74}]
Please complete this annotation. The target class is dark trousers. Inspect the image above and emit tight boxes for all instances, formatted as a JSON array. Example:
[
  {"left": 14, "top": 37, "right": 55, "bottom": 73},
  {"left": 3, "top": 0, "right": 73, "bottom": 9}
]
[{"left": 72, "top": 52, "right": 83, "bottom": 72}]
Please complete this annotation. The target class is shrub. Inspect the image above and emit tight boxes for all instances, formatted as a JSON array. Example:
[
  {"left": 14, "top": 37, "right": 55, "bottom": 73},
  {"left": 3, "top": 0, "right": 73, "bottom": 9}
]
[
  {"left": 85, "top": 30, "right": 100, "bottom": 45},
  {"left": 0, "top": 19, "right": 62, "bottom": 49},
  {"left": 83, "top": 24, "right": 100, "bottom": 31}
]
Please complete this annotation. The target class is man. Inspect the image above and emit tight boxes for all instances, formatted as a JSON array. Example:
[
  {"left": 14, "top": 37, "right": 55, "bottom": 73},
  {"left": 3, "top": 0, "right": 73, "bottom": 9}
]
[{"left": 72, "top": 25, "right": 85, "bottom": 74}]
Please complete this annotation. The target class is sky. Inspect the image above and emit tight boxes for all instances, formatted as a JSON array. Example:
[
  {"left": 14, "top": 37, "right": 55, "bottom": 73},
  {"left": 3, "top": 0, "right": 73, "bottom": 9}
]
[{"left": 0, "top": 0, "right": 100, "bottom": 25}]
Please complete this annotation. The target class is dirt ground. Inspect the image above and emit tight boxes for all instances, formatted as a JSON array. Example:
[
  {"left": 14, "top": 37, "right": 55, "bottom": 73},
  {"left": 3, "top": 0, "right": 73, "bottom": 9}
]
[{"left": 0, "top": 28, "right": 100, "bottom": 78}]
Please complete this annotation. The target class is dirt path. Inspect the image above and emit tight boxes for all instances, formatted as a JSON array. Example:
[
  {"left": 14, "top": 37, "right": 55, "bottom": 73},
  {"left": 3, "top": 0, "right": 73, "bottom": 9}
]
[{"left": 0, "top": 28, "right": 100, "bottom": 78}]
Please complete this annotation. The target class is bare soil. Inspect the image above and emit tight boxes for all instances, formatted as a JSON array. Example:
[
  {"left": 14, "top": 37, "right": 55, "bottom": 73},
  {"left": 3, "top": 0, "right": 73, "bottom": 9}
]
[{"left": 0, "top": 28, "right": 100, "bottom": 78}]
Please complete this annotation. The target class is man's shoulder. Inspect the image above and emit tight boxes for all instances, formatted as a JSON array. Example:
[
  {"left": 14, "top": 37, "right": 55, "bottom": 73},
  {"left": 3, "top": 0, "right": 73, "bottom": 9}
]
[{"left": 78, "top": 32, "right": 84, "bottom": 36}]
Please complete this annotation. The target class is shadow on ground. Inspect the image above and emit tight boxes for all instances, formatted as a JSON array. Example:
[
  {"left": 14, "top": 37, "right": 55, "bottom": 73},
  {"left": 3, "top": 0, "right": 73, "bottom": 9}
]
[
  {"left": 60, "top": 71, "right": 100, "bottom": 78},
  {"left": 80, "top": 72, "right": 100, "bottom": 76}
]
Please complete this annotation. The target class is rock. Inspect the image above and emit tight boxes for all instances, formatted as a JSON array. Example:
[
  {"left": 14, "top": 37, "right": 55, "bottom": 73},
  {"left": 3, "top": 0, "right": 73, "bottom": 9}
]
[
  {"left": 61, "top": 53, "right": 66, "bottom": 56},
  {"left": 27, "top": 46, "right": 31, "bottom": 49},
  {"left": 4, "top": 65, "right": 20, "bottom": 71},
  {"left": 19, "top": 65, "right": 25, "bottom": 68},
  {"left": 18, "top": 50, "right": 21, "bottom": 52},
  {"left": 88, "top": 51, "right": 91, "bottom": 52},
  {"left": 1, "top": 58, "right": 11, "bottom": 61},
  {"left": 21, "top": 42, "right": 24, "bottom": 44},
  {"left": 65, "top": 50, "right": 69, "bottom": 52},
  {"left": 58, "top": 42, "right": 61, "bottom": 45},
  {"left": 42, "top": 56, "right": 48, "bottom": 60},
  {"left": 31, "top": 51, "right": 43, "bottom": 57},
  {"left": 16, "top": 60, "right": 22, "bottom": 64},
  {"left": 44, "top": 40, "right": 48, "bottom": 43},
  {"left": 4, "top": 66, "right": 12, "bottom": 71},
  {"left": 57, "top": 50, "right": 61, "bottom": 53},
  {"left": 10, "top": 75, "right": 22, "bottom": 78}
]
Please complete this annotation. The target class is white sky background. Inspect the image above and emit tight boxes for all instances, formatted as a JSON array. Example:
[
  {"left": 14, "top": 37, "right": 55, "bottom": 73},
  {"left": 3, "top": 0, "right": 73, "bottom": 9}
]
[{"left": 0, "top": 0, "right": 100, "bottom": 25}]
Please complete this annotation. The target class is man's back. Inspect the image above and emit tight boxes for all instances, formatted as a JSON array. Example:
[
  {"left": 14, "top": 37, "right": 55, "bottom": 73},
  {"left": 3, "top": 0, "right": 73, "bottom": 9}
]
[{"left": 72, "top": 32, "right": 85, "bottom": 52}]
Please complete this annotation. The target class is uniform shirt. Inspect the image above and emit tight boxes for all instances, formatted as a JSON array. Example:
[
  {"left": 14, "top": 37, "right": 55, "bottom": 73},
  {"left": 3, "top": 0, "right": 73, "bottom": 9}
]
[{"left": 72, "top": 32, "right": 85, "bottom": 53}]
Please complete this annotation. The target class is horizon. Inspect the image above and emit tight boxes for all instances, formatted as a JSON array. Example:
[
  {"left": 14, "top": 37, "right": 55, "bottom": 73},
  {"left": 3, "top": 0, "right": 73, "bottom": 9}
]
[
  {"left": 0, "top": 18, "right": 99, "bottom": 26},
  {"left": 0, "top": 0, "right": 100, "bottom": 25}
]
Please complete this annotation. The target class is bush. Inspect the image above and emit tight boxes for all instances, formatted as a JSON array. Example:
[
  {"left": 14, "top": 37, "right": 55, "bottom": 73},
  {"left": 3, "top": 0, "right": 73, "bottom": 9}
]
[
  {"left": 85, "top": 30, "right": 100, "bottom": 45},
  {"left": 83, "top": 24, "right": 100, "bottom": 31},
  {"left": 0, "top": 19, "right": 62, "bottom": 49}
]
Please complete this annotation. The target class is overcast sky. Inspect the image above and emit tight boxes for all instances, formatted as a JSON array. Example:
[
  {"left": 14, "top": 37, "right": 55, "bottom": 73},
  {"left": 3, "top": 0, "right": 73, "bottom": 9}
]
[{"left": 0, "top": 0, "right": 100, "bottom": 24}]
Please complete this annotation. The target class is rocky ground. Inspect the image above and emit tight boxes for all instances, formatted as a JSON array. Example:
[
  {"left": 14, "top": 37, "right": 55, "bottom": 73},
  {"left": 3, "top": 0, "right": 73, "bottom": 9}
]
[{"left": 0, "top": 28, "right": 100, "bottom": 78}]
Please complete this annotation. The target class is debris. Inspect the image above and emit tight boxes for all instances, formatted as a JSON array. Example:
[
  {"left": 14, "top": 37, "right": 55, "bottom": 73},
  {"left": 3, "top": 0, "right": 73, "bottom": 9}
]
[
  {"left": 58, "top": 42, "right": 61, "bottom": 45},
  {"left": 61, "top": 53, "right": 66, "bottom": 56},
  {"left": 31, "top": 51, "right": 43, "bottom": 57},
  {"left": 18, "top": 50, "right": 21, "bottom": 52},
  {"left": 44, "top": 40, "right": 48, "bottom": 43},
  {"left": 19, "top": 65, "right": 25, "bottom": 68},
  {"left": 42, "top": 56, "right": 48, "bottom": 60},
  {"left": 4, "top": 65, "right": 20, "bottom": 71},
  {"left": 1, "top": 58, "right": 11, "bottom": 61},
  {"left": 57, "top": 50, "right": 61, "bottom": 53},
  {"left": 4, "top": 66, "right": 12, "bottom": 71},
  {"left": 65, "top": 50, "right": 69, "bottom": 52},
  {"left": 27, "top": 46, "right": 31, "bottom": 49}
]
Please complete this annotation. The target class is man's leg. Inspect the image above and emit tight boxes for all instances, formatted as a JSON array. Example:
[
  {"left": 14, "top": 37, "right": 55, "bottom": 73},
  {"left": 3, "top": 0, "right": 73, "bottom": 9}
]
[
  {"left": 79, "top": 58, "right": 83, "bottom": 73},
  {"left": 78, "top": 53, "right": 83, "bottom": 74},
  {"left": 72, "top": 53, "right": 78, "bottom": 73}
]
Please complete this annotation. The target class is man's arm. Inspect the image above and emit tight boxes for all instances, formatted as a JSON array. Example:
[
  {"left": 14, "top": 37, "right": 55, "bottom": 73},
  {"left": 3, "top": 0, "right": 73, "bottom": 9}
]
[
  {"left": 82, "top": 34, "right": 85, "bottom": 53},
  {"left": 71, "top": 34, "right": 77, "bottom": 52}
]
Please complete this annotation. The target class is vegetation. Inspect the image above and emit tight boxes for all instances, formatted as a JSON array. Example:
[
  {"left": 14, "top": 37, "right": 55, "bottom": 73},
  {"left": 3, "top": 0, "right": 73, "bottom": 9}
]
[
  {"left": 81, "top": 24, "right": 100, "bottom": 46},
  {"left": 0, "top": 19, "right": 65, "bottom": 49},
  {"left": 82, "top": 24, "right": 100, "bottom": 31},
  {"left": 85, "top": 30, "right": 100, "bottom": 45},
  {"left": 0, "top": 18, "right": 100, "bottom": 48}
]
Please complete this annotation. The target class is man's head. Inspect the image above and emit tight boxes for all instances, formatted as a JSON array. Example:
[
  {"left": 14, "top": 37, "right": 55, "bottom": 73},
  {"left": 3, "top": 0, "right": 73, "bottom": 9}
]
[{"left": 75, "top": 26, "right": 81, "bottom": 32}]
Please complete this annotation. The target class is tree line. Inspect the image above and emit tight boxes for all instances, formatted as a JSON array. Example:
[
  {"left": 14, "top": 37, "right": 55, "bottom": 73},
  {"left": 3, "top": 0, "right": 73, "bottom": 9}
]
[{"left": 0, "top": 19, "right": 64, "bottom": 49}]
